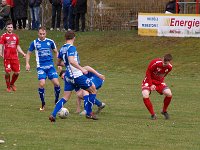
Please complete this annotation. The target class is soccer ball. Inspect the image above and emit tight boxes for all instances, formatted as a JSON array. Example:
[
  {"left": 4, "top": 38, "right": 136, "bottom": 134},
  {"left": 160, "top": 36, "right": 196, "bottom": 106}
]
[{"left": 58, "top": 108, "right": 69, "bottom": 119}]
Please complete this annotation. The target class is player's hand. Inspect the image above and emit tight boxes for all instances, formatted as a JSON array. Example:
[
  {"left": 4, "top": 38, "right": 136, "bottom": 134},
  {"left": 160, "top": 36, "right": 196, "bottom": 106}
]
[
  {"left": 99, "top": 74, "right": 105, "bottom": 80},
  {"left": 26, "top": 64, "right": 30, "bottom": 71},
  {"left": 23, "top": 53, "right": 26, "bottom": 58},
  {"left": 58, "top": 66, "right": 62, "bottom": 71},
  {"left": 150, "top": 85, "right": 156, "bottom": 91}
]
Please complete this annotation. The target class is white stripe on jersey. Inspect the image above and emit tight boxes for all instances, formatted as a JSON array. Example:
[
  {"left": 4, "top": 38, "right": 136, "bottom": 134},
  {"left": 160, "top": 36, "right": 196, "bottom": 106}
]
[{"left": 34, "top": 40, "right": 40, "bottom": 67}]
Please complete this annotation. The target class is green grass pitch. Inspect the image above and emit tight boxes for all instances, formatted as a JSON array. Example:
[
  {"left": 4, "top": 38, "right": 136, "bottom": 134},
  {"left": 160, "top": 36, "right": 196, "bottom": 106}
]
[{"left": 0, "top": 30, "right": 200, "bottom": 150}]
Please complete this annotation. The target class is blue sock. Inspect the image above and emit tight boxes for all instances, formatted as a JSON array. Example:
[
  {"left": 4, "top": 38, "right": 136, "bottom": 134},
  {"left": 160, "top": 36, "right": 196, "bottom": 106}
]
[
  {"left": 38, "top": 88, "right": 45, "bottom": 106},
  {"left": 94, "top": 98, "right": 102, "bottom": 107},
  {"left": 86, "top": 94, "right": 96, "bottom": 116},
  {"left": 83, "top": 95, "right": 89, "bottom": 114},
  {"left": 54, "top": 86, "right": 60, "bottom": 104},
  {"left": 52, "top": 98, "right": 67, "bottom": 118}
]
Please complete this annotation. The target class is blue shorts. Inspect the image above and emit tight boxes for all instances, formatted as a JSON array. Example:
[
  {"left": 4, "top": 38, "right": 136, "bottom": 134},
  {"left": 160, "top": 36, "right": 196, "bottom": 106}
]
[
  {"left": 91, "top": 76, "right": 104, "bottom": 90},
  {"left": 37, "top": 66, "right": 58, "bottom": 80},
  {"left": 64, "top": 75, "right": 93, "bottom": 91},
  {"left": 74, "top": 76, "right": 104, "bottom": 92}
]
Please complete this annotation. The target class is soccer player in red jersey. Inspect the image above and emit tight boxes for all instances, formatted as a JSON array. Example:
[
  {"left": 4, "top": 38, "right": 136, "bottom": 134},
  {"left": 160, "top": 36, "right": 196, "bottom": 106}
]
[
  {"left": 142, "top": 54, "right": 173, "bottom": 120},
  {"left": 0, "top": 21, "right": 26, "bottom": 92}
]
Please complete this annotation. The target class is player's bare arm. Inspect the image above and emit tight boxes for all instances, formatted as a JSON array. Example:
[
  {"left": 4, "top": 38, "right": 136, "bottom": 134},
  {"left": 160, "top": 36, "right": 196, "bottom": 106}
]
[
  {"left": 68, "top": 56, "right": 88, "bottom": 74},
  {"left": 17, "top": 45, "right": 26, "bottom": 57},
  {"left": 54, "top": 48, "right": 62, "bottom": 70},
  {"left": 0, "top": 44, "right": 3, "bottom": 57},
  {"left": 57, "top": 58, "right": 65, "bottom": 67},
  {"left": 83, "top": 66, "right": 105, "bottom": 80},
  {"left": 25, "top": 51, "right": 32, "bottom": 71},
  {"left": 53, "top": 48, "right": 59, "bottom": 57}
]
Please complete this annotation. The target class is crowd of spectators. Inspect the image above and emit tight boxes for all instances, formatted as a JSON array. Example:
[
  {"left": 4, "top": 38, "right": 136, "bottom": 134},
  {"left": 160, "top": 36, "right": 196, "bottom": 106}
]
[{"left": 0, "top": 0, "right": 87, "bottom": 32}]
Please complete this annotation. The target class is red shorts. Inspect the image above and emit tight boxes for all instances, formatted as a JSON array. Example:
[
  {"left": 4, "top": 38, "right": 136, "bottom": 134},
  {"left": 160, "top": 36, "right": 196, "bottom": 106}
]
[
  {"left": 142, "top": 79, "right": 168, "bottom": 94},
  {"left": 4, "top": 59, "right": 20, "bottom": 73}
]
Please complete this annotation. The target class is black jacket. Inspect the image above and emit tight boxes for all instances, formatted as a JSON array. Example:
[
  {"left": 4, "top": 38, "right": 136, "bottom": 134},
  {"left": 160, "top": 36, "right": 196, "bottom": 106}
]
[
  {"left": 13, "top": 0, "right": 28, "bottom": 19},
  {"left": 29, "top": 0, "right": 42, "bottom": 8},
  {"left": 165, "top": 0, "right": 180, "bottom": 13},
  {"left": 49, "top": 0, "right": 62, "bottom": 6},
  {"left": 74, "top": 0, "right": 87, "bottom": 14}
]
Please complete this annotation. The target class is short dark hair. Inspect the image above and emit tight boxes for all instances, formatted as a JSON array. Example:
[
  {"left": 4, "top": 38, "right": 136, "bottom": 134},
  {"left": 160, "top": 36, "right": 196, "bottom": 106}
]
[
  {"left": 6, "top": 20, "right": 13, "bottom": 27},
  {"left": 38, "top": 26, "right": 46, "bottom": 31},
  {"left": 164, "top": 54, "right": 173, "bottom": 62},
  {"left": 65, "top": 30, "right": 75, "bottom": 40}
]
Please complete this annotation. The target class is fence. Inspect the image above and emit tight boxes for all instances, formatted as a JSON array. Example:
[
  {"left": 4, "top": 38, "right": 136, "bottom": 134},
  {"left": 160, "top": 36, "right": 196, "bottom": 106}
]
[{"left": 40, "top": 0, "right": 200, "bottom": 31}]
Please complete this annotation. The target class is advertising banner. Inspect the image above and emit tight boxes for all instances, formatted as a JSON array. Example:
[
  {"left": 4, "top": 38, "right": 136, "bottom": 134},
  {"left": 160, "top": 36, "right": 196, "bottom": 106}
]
[{"left": 138, "top": 13, "right": 200, "bottom": 37}]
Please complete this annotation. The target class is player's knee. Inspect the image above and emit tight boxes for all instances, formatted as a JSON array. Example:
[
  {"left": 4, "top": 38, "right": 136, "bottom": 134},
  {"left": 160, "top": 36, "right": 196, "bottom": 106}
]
[
  {"left": 39, "top": 82, "right": 45, "bottom": 88},
  {"left": 163, "top": 89, "right": 172, "bottom": 97},
  {"left": 89, "top": 85, "right": 97, "bottom": 94},
  {"left": 142, "top": 90, "right": 150, "bottom": 98}
]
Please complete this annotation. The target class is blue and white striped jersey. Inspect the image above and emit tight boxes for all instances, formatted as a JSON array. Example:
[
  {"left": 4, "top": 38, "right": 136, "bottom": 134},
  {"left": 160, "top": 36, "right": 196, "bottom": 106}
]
[
  {"left": 28, "top": 38, "right": 56, "bottom": 68},
  {"left": 58, "top": 43, "right": 83, "bottom": 79}
]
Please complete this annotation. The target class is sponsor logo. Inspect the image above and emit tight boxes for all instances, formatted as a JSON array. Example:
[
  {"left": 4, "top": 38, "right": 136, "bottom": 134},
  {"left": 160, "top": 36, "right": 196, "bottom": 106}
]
[
  {"left": 170, "top": 18, "right": 200, "bottom": 29},
  {"left": 142, "top": 24, "right": 158, "bottom": 28}
]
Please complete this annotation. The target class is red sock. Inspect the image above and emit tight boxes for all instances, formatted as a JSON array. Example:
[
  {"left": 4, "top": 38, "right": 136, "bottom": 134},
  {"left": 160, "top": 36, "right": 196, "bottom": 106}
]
[
  {"left": 163, "top": 96, "right": 172, "bottom": 112},
  {"left": 143, "top": 98, "right": 155, "bottom": 115},
  {"left": 5, "top": 74, "right": 10, "bottom": 88},
  {"left": 10, "top": 73, "right": 19, "bottom": 85}
]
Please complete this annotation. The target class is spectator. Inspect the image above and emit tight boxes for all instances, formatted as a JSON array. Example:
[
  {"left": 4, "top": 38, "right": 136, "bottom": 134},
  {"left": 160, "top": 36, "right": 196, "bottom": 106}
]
[
  {"left": 62, "top": 0, "right": 71, "bottom": 31},
  {"left": 49, "top": 0, "right": 62, "bottom": 31},
  {"left": 68, "top": 0, "right": 76, "bottom": 30},
  {"left": 74, "top": 0, "right": 87, "bottom": 32},
  {"left": 6, "top": 0, "right": 16, "bottom": 29},
  {"left": 13, "top": 0, "right": 28, "bottom": 29},
  {"left": 0, "top": 0, "right": 10, "bottom": 30},
  {"left": 28, "top": 0, "right": 42, "bottom": 30},
  {"left": 165, "top": 0, "right": 180, "bottom": 14}
]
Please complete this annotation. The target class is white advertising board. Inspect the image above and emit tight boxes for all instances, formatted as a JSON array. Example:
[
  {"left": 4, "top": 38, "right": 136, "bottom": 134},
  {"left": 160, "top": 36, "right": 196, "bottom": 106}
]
[{"left": 138, "top": 13, "right": 200, "bottom": 37}]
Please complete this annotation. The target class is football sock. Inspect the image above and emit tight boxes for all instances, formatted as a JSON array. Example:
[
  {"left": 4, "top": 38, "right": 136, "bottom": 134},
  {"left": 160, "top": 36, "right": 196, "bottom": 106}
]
[
  {"left": 86, "top": 94, "right": 96, "bottom": 116},
  {"left": 163, "top": 96, "right": 172, "bottom": 112},
  {"left": 143, "top": 98, "right": 155, "bottom": 115},
  {"left": 83, "top": 95, "right": 89, "bottom": 113},
  {"left": 52, "top": 98, "right": 67, "bottom": 118},
  {"left": 5, "top": 74, "right": 10, "bottom": 88},
  {"left": 94, "top": 98, "right": 102, "bottom": 107},
  {"left": 10, "top": 73, "right": 19, "bottom": 85},
  {"left": 54, "top": 86, "right": 60, "bottom": 104},
  {"left": 38, "top": 88, "right": 45, "bottom": 106}
]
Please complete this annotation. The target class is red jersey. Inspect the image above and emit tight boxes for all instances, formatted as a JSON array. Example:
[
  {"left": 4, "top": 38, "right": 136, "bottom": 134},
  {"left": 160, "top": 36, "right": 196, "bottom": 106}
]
[
  {"left": 6, "top": 0, "right": 14, "bottom": 7},
  {"left": 145, "top": 58, "right": 172, "bottom": 86},
  {"left": 0, "top": 33, "right": 19, "bottom": 60}
]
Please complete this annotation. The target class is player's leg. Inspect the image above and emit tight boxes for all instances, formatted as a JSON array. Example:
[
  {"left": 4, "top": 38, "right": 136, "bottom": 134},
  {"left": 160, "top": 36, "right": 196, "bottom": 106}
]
[
  {"left": 142, "top": 89, "right": 156, "bottom": 120},
  {"left": 75, "top": 76, "right": 98, "bottom": 120},
  {"left": 85, "top": 84, "right": 98, "bottom": 119},
  {"left": 4, "top": 59, "right": 11, "bottom": 92},
  {"left": 49, "top": 91, "right": 72, "bottom": 122},
  {"left": 38, "top": 79, "right": 46, "bottom": 111},
  {"left": 75, "top": 89, "right": 83, "bottom": 113},
  {"left": 162, "top": 88, "right": 172, "bottom": 119},
  {"left": 37, "top": 68, "right": 47, "bottom": 110},
  {"left": 93, "top": 78, "right": 106, "bottom": 113},
  {"left": 49, "top": 67, "right": 60, "bottom": 104},
  {"left": 10, "top": 59, "right": 20, "bottom": 91},
  {"left": 51, "top": 78, "right": 60, "bottom": 104},
  {"left": 49, "top": 79, "right": 74, "bottom": 122}
]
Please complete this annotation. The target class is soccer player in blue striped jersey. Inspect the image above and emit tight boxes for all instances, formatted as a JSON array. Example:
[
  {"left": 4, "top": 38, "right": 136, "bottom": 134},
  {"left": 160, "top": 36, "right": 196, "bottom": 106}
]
[
  {"left": 26, "top": 26, "right": 60, "bottom": 111},
  {"left": 49, "top": 30, "right": 98, "bottom": 122}
]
